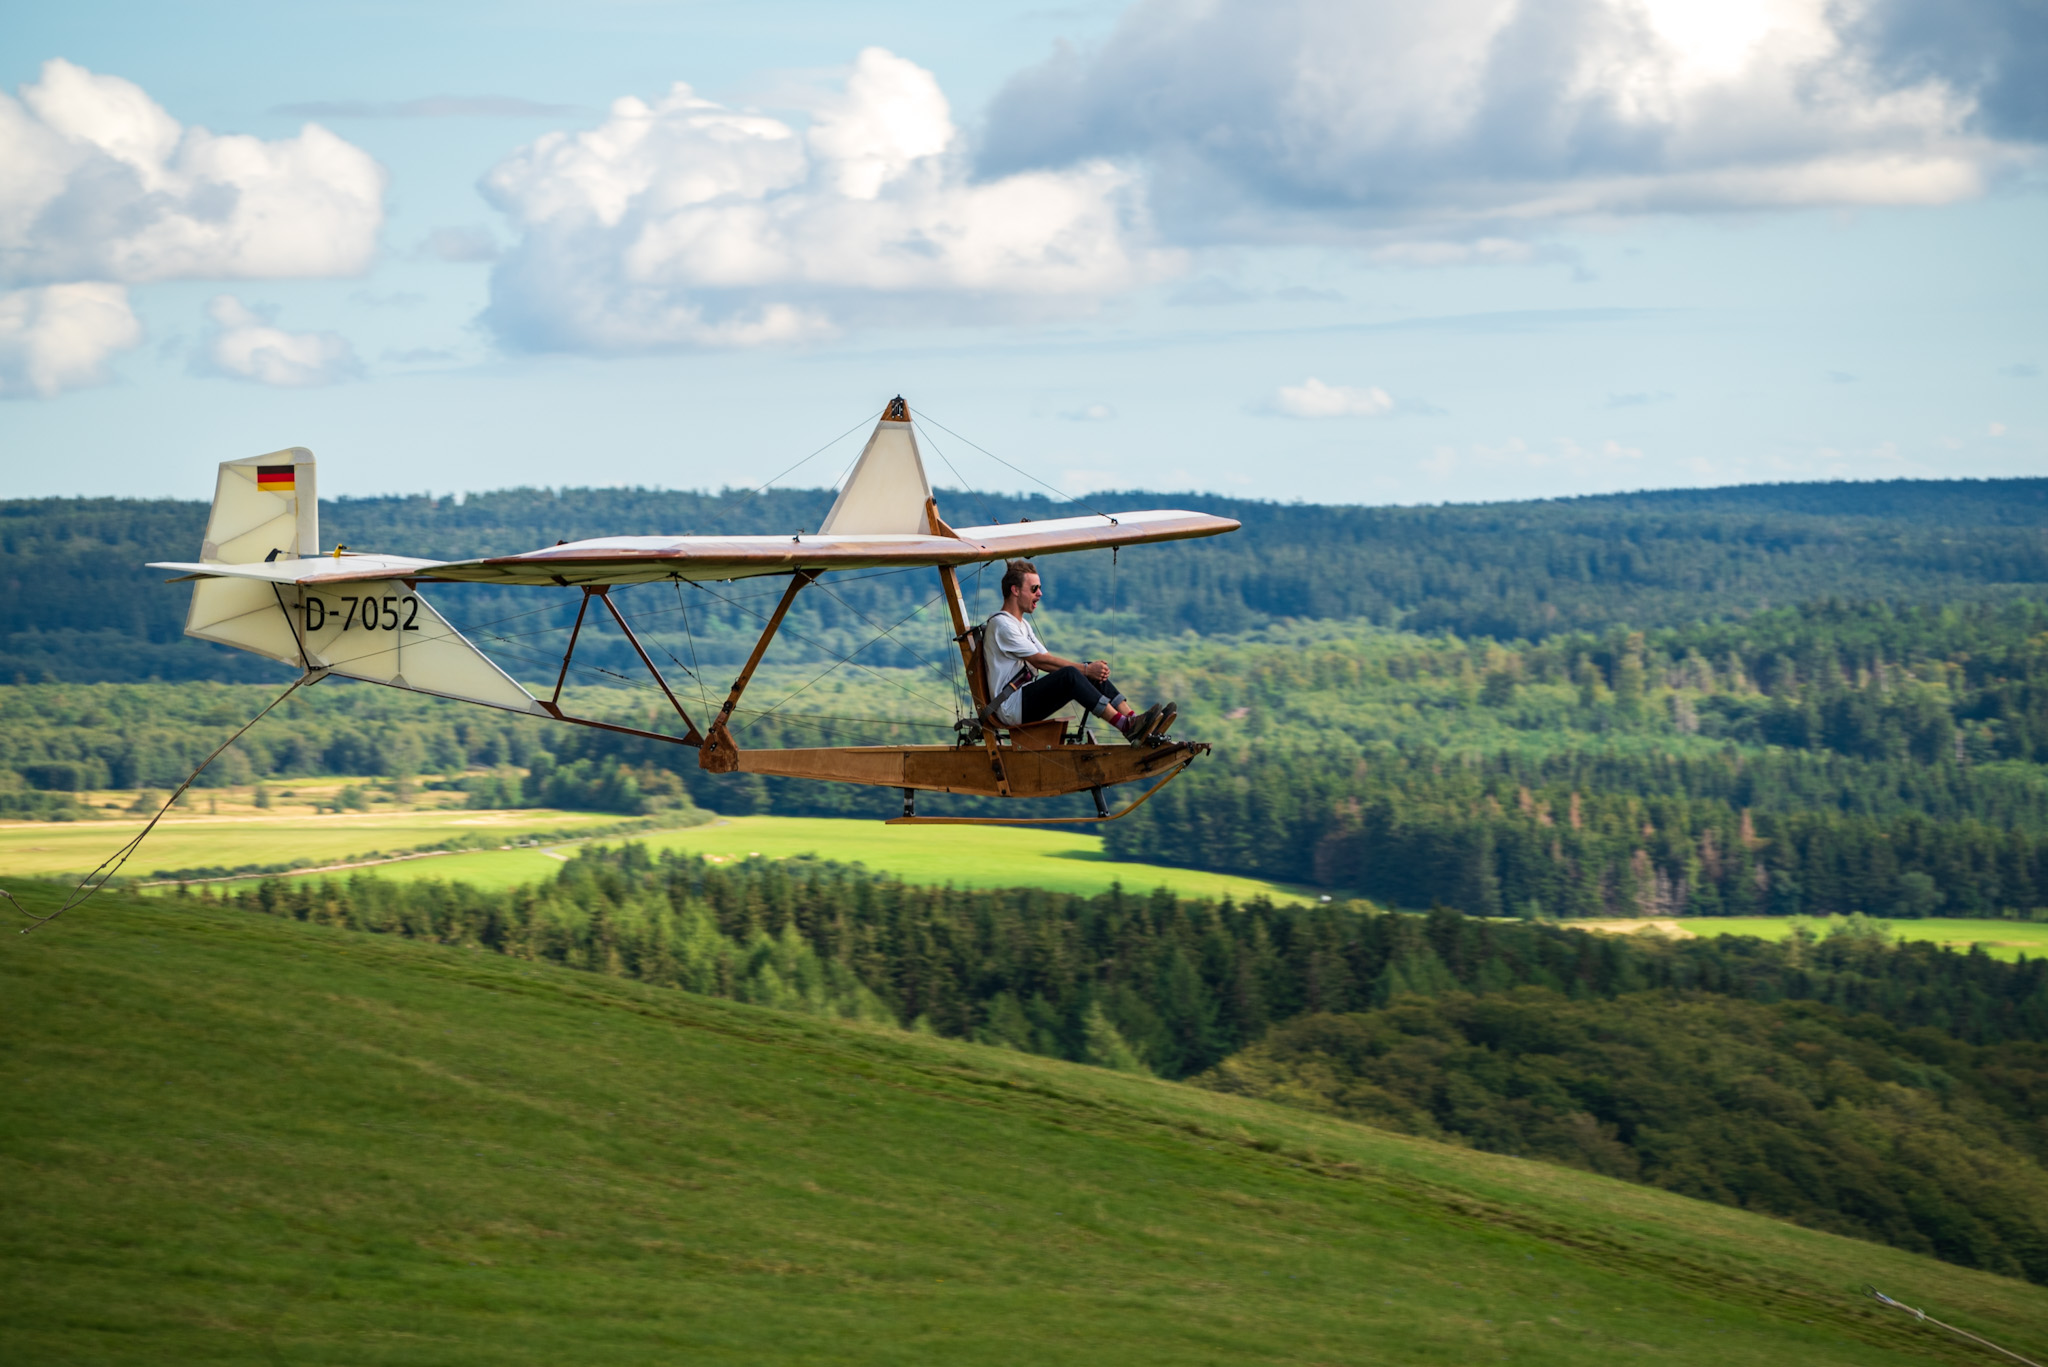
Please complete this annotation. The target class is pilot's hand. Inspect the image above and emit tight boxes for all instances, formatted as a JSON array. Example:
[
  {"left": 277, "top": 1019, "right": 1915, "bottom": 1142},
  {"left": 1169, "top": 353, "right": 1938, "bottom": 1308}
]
[{"left": 1084, "top": 659, "right": 1110, "bottom": 683}]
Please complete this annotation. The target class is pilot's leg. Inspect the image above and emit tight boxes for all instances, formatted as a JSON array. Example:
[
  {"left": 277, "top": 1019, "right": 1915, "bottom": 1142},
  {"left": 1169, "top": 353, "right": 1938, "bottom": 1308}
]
[{"left": 1020, "top": 666, "right": 1111, "bottom": 724}]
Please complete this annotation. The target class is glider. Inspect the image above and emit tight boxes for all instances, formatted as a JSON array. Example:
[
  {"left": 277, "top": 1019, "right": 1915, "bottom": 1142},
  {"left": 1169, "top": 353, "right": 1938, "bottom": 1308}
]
[{"left": 151, "top": 398, "right": 1240, "bottom": 824}]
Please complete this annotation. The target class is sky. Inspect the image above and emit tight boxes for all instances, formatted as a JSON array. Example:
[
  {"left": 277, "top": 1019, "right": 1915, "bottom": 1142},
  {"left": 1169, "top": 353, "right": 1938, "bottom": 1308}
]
[{"left": 2, "top": 0, "right": 2043, "bottom": 508}]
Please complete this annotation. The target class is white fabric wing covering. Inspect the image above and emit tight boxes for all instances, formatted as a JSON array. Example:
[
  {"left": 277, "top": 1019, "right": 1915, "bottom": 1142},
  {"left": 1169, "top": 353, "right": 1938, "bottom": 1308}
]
[
  {"left": 289, "top": 582, "right": 545, "bottom": 714},
  {"left": 184, "top": 576, "right": 309, "bottom": 667}
]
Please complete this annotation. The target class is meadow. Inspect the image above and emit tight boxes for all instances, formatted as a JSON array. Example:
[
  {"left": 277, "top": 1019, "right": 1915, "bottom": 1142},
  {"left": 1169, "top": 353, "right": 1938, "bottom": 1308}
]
[
  {"left": 241, "top": 814, "right": 1320, "bottom": 902},
  {"left": 1579, "top": 915, "right": 2048, "bottom": 963},
  {"left": 0, "top": 800, "right": 640, "bottom": 880},
  {"left": 4, "top": 878, "right": 2042, "bottom": 1366},
  {"left": 0, "top": 794, "right": 1317, "bottom": 905}
]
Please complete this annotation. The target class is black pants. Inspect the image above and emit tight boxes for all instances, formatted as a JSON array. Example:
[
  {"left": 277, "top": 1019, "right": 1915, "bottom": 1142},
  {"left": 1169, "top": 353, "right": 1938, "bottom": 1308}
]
[{"left": 1018, "top": 666, "right": 1123, "bottom": 724}]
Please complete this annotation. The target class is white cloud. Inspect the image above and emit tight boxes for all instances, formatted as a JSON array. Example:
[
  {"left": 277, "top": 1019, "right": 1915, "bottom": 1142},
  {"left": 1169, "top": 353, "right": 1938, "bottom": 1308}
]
[
  {"left": 0, "top": 282, "right": 142, "bottom": 397},
  {"left": 1272, "top": 377, "right": 1395, "bottom": 418},
  {"left": 1988, "top": 421, "right": 2006, "bottom": 437},
  {"left": 0, "top": 59, "right": 384, "bottom": 287},
  {"left": 981, "top": 0, "right": 2033, "bottom": 244},
  {"left": 480, "top": 47, "right": 1178, "bottom": 352},
  {"left": 1060, "top": 402, "right": 1116, "bottom": 421},
  {"left": 202, "top": 295, "right": 360, "bottom": 387}
]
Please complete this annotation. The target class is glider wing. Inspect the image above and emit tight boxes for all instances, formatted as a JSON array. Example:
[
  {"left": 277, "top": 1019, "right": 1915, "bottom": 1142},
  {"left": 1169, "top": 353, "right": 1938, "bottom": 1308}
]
[{"left": 403, "top": 509, "right": 1236, "bottom": 586}]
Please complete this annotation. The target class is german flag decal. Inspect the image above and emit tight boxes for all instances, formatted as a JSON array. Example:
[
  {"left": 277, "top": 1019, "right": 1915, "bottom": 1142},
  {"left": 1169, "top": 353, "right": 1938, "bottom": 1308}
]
[{"left": 256, "top": 465, "right": 296, "bottom": 492}]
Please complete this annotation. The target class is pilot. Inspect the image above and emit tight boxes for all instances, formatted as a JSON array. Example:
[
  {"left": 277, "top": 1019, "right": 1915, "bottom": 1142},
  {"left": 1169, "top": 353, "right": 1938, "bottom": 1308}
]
[{"left": 984, "top": 558, "right": 1172, "bottom": 743}]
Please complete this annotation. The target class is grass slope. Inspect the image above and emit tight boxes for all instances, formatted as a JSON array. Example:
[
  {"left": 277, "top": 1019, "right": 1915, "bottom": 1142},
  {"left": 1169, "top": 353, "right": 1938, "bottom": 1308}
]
[{"left": 4, "top": 883, "right": 2044, "bottom": 1366}]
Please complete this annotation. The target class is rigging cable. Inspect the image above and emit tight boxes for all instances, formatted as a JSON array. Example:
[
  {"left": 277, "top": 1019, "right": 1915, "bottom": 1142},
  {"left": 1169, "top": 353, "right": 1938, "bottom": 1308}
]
[
  {"left": 736, "top": 585, "right": 954, "bottom": 730},
  {"left": 675, "top": 579, "right": 711, "bottom": 718},
  {"left": 683, "top": 578, "right": 954, "bottom": 719},
  {"left": 913, "top": 408, "right": 1117, "bottom": 522},
  {"left": 724, "top": 414, "right": 873, "bottom": 517},
  {"left": 1865, "top": 1287, "right": 2042, "bottom": 1366},
  {"left": 909, "top": 422, "right": 998, "bottom": 528},
  {"left": 5, "top": 673, "right": 311, "bottom": 935}
]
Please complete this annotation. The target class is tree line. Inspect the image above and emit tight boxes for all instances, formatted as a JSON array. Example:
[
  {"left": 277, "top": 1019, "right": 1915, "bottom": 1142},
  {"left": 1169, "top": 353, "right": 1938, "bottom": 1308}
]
[{"left": 8, "top": 476, "right": 2046, "bottom": 683}]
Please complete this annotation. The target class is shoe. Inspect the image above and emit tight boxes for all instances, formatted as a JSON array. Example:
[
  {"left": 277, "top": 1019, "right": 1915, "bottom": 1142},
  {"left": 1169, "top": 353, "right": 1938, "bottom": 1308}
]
[
  {"left": 1121, "top": 703, "right": 1163, "bottom": 745},
  {"left": 1148, "top": 701, "right": 1177, "bottom": 738}
]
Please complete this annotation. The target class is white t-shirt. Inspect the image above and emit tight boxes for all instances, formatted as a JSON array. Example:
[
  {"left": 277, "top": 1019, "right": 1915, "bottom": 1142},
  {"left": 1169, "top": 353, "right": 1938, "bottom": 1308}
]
[{"left": 984, "top": 611, "right": 1046, "bottom": 726}]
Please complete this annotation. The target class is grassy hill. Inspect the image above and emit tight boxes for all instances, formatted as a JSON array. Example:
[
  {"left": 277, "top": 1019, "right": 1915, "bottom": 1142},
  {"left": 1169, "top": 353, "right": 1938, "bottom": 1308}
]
[{"left": 4, "top": 881, "right": 2044, "bottom": 1365}]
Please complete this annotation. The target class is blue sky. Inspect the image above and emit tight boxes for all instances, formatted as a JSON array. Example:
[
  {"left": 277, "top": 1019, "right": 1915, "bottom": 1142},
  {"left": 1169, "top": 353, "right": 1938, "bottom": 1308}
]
[{"left": 3, "top": 0, "right": 2042, "bottom": 506}]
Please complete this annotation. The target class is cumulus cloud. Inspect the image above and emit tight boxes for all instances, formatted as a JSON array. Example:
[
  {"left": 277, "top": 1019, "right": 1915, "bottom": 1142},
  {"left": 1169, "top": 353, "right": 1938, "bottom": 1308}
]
[
  {"left": 202, "top": 294, "right": 360, "bottom": 387},
  {"left": 1270, "top": 377, "right": 1396, "bottom": 418},
  {"left": 479, "top": 47, "right": 1177, "bottom": 352},
  {"left": 0, "top": 281, "right": 142, "bottom": 397},
  {"left": 0, "top": 59, "right": 384, "bottom": 287},
  {"left": 981, "top": 0, "right": 2036, "bottom": 244}
]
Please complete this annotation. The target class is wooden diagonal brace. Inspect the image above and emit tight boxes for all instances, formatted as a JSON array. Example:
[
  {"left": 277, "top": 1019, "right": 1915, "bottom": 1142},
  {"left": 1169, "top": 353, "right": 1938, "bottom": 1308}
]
[{"left": 700, "top": 570, "right": 815, "bottom": 773}]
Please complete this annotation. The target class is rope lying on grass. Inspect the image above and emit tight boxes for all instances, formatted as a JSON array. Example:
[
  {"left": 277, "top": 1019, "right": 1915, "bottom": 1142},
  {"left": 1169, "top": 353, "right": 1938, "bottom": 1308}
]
[
  {"left": 3, "top": 673, "right": 311, "bottom": 935},
  {"left": 1867, "top": 1286, "right": 2043, "bottom": 1366}
]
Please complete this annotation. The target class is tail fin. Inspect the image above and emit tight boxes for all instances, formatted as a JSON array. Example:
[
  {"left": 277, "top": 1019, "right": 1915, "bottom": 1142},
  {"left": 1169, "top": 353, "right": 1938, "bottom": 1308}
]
[
  {"left": 184, "top": 449, "right": 322, "bottom": 667},
  {"left": 201, "top": 448, "right": 317, "bottom": 563}
]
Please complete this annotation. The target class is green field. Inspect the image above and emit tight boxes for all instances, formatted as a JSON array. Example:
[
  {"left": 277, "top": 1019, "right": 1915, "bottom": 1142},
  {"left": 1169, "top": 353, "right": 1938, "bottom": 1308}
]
[
  {"left": 178, "top": 813, "right": 1319, "bottom": 904},
  {"left": 3, "top": 880, "right": 2042, "bottom": 1365},
  {"left": 1579, "top": 915, "right": 2048, "bottom": 962},
  {"left": 0, "top": 806, "right": 639, "bottom": 880}
]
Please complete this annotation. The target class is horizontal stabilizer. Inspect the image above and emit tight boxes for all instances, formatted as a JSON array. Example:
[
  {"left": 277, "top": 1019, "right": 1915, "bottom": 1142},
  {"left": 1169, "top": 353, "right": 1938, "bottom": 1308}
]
[{"left": 286, "top": 581, "right": 544, "bottom": 714}]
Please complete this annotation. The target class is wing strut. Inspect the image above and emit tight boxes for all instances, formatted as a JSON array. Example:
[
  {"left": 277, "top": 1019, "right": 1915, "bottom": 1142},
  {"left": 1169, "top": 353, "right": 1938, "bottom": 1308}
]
[
  {"left": 700, "top": 571, "right": 817, "bottom": 772},
  {"left": 537, "top": 585, "right": 705, "bottom": 747}
]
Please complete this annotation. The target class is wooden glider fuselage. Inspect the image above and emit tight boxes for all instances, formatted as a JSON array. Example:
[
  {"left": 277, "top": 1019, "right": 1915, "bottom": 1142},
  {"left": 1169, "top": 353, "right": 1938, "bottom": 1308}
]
[{"left": 149, "top": 398, "right": 1239, "bottom": 824}]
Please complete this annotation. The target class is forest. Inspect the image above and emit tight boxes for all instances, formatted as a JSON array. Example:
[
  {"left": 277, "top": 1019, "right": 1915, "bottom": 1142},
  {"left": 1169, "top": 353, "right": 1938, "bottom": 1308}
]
[
  {"left": 5, "top": 475, "right": 2046, "bottom": 682},
  {"left": 198, "top": 845, "right": 2048, "bottom": 1280},
  {"left": 7, "top": 594, "right": 2048, "bottom": 918}
]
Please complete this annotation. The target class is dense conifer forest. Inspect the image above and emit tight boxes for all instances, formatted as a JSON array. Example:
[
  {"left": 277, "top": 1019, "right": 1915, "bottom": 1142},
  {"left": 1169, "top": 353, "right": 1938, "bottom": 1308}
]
[{"left": 5, "top": 476, "right": 2045, "bottom": 680}]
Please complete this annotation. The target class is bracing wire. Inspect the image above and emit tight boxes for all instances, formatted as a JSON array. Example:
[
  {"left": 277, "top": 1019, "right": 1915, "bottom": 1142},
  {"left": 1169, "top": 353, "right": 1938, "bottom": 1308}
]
[
  {"left": 913, "top": 408, "right": 1116, "bottom": 521},
  {"left": 684, "top": 578, "right": 954, "bottom": 717},
  {"left": 910, "top": 423, "right": 997, "bottom": 527},
  {"left": 676, "top": 579, "right": 710, "bottom": 717},
  {"left": 725, "top": 414, "right": 874, "bottom": 516},
  {"left": 4, "top": 673, "right": 312, "bottom": 934},
  {"left": 735, "top": 585, "right": 954, "bottom": 730},
  {"left": 811, "top": 575, "right": 961, "bottom": 701}
]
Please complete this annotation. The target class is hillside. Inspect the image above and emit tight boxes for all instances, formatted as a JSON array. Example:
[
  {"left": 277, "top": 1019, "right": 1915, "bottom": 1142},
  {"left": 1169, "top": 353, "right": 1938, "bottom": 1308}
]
[
  {"left": 6, "top": 476, "right": 2046, "bottom": 683},
  {"left": 4, "top": 881, "right": 2045, "bottom": 1364}
]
